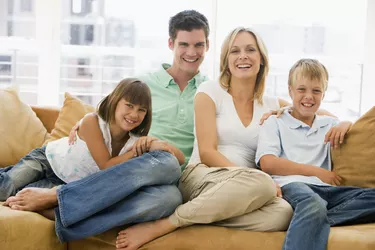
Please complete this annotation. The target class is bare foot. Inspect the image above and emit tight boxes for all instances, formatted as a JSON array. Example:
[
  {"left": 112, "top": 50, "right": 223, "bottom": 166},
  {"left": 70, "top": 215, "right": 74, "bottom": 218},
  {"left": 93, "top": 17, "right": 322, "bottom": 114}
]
[
  {"left": 116, "top": 218, "right": 177, "bottom": 250},
  {"left": 6, "top": 187, "right": 58, "bottom": 212},
  {"left": 38, "top": 208, "right": 56, "bottom": 220}
]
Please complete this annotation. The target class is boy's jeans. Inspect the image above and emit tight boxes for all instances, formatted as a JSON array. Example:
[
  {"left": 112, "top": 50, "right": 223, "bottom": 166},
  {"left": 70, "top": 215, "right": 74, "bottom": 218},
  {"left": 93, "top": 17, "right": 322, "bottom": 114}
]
[
  {"left": 54, "top": 150, "right": 182, "bottom": 242},
  {"left": 0, "top": 146, "right": 64, "bottom": 200},
  {"left": 281, "top": 182, "right": 375, "bottom": 250}
]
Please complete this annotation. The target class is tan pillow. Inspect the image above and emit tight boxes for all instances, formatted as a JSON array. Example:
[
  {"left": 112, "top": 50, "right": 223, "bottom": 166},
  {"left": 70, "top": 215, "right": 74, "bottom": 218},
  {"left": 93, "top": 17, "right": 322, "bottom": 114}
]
[
  {"left": 45, "top": 93, "right": 95, "bottom": 143},
  {"left": 332, "top": 106, "right": 375, "bottom": 188},
  {"left": 0, "top": 87, "right": 48, "bottom": 167}
]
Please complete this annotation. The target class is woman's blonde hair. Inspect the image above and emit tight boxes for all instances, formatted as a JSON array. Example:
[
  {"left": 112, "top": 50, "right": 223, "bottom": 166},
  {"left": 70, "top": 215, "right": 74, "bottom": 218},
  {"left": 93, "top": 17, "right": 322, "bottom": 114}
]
[
  {"left": 97, "top": 78, "right": 152, "bottom": 136},
  {"left": 219, "top": 27, "right": 269, "bottom": 104}
]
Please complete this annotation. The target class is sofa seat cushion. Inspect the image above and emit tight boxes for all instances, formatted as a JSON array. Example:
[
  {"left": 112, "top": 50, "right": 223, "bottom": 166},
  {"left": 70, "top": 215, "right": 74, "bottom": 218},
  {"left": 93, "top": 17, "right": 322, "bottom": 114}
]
[
  {"left": 0, "top": 202, "right": 66, "bottom": 250},
  {"left": 68, "top": 224, "right": 375, "bottom": 250}
]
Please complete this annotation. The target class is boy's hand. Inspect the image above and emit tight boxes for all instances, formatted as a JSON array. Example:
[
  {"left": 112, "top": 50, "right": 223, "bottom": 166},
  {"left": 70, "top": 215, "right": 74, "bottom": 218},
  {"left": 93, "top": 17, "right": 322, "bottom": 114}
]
[
  {"left": 316, "top": 168, "right": 342, "bottom": 186},
  {"left": 324, "top": 121, "right": 352, "bottom": 149},
  {"left": 132, "top": 136, "right": 158, "bottom": 157}
]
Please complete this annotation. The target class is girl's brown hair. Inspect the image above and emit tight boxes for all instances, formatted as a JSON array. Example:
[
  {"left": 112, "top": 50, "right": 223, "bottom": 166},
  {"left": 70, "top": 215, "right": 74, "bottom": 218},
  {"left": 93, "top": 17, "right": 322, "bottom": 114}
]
[{"left": 97, "top": 78, "right": 152, "bottom": 136}]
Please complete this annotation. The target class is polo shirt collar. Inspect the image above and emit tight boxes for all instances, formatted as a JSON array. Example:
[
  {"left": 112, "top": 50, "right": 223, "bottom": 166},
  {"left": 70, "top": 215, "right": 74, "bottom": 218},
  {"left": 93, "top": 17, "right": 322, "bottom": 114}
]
[
  {"left": 154, "top": 63, "right": 203, "bottom": 88},
  {"left": 284, "top": 109, "right": 330, "bottom": 130}
]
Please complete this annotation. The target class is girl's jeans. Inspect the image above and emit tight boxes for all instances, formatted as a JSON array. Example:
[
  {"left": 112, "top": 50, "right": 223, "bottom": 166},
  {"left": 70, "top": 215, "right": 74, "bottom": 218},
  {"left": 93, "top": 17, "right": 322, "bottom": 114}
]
[{"left": 54, "top": 150, "right": 182, "bottom": 242}]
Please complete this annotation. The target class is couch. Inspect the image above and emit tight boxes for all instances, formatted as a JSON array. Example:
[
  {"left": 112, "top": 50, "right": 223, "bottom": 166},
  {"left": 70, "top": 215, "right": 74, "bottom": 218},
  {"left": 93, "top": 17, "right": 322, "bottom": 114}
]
[{"left": 1, "top": 87, "right": 375, "bottom": 250}]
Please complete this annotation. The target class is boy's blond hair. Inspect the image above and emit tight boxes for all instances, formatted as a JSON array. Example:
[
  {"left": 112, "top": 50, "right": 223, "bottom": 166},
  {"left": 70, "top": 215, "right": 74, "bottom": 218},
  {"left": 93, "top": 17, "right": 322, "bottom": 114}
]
[{"left": 288, "top": 59, "right": 329, "bottom": 91}]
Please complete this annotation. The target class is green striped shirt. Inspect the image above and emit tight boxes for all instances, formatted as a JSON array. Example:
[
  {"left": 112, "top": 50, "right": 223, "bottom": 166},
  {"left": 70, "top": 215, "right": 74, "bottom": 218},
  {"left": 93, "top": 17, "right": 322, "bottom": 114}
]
[{"left": 138, "top": 64, "right": 208, "bottom": 169}]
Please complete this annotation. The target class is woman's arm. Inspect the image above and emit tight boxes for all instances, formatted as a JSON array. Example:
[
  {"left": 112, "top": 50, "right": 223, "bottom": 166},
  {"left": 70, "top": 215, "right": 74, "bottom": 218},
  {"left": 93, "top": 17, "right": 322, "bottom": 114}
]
[
  {"left": 78, "top": 114, "right": 134, "bottom": 170},
  {"left": 278, "top": 98, "right": 337, "bottom": 117},
  {"left": 194, "top": 93, "right": 236, "bottom": 168}
]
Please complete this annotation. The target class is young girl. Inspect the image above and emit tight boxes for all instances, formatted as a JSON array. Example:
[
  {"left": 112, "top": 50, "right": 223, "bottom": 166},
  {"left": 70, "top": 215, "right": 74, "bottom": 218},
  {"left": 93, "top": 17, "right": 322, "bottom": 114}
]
[{"left": 0, "top": 78, "right": 155, "bottom": 200}]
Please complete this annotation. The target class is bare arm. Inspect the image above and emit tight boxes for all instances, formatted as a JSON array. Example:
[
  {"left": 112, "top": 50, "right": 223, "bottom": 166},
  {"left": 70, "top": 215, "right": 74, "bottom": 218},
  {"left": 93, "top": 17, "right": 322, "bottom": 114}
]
[
  {"left": 78, "top": 114, "right": 134, "bottom": 170},
  {"left": 195, "top": 93, "right": 236, "bottom": 167},
  {"left": 278, "top": 98, "right": 337, "bottom": 117},
  {"left": 260, "top": 154, "right": 342, "bottom": 185}
]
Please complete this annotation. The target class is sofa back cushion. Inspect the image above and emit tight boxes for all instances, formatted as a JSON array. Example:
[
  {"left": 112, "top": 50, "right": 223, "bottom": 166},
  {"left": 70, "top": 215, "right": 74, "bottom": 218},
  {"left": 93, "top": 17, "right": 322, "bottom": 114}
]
[
  {"left": 332, "top": 106, "right": 375, "bottom": 188},
  {"left": 0, "top": 87, "right": 48, "bottom": 167},
  {"left": 45, "top": 92, "right": 95, "bottom": 143}
]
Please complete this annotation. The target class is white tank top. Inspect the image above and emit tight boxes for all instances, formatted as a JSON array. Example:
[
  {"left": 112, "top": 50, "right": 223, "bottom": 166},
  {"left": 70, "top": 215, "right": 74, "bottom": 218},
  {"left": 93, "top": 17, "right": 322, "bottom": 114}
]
[
  {"left": 46, "top": 114, "right": 138, "bottom": 183},
  {"left": 188, "top": 80, "right": 280, "bottom": 168}
]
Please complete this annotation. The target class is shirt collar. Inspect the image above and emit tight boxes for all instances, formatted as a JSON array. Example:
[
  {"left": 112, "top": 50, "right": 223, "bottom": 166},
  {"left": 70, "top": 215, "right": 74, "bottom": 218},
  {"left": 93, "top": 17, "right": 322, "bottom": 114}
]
[
  {"left": 153, "top": 63, "right": 203, "bottom": 88},
  {"left": 284, "top": 109, "right": 330, "bottom": 130}
]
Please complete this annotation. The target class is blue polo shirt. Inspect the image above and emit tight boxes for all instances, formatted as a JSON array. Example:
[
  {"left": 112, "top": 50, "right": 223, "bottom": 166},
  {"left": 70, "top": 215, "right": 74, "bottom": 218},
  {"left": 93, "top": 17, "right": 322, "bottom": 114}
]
[
  {"left": 255, "top": 110, "right": 339, "bottom": 187},
  {"left": 138, "top": 64, "right": 208, "bottom": 169}
]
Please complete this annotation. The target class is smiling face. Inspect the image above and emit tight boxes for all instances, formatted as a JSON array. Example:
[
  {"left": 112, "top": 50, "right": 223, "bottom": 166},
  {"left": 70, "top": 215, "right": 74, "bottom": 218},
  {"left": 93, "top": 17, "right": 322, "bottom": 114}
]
[
  {"left": 289, "top": 77, "right": 325, "bottom": 124},
  {"left": 114, "top": 99, "right": 147, "bottom": 132},
  {"left": 227, "top": 31, "right": 262, "bottom": 81},
  {"left": 168, "top": 29, "right": 209, "bottom": 76}
]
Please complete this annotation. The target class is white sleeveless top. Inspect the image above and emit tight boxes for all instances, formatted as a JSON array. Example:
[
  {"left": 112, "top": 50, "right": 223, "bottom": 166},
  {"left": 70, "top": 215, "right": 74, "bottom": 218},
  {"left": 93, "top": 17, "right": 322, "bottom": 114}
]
[
  {"left": 46, "top": 114, "right": 138, "bottom": 183},
  {"left": 188, "top": 80, "right": 280, "bottom": 168}
]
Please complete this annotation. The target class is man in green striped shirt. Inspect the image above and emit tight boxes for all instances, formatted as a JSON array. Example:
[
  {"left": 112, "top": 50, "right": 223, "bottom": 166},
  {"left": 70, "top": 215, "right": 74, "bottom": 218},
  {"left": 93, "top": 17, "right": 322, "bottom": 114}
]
[{"left": 138, "top": 10, "right": 210, "bottom": 168}]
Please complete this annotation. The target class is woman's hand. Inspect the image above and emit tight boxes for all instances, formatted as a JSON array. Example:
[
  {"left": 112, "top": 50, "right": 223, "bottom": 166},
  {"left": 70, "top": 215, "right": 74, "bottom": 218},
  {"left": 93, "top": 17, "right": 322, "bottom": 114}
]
[
  {"left": 259, "top": 106, "right": 291, "bottom": 125},
  {"left": 68, "top": 121, "right": 80, "bottom": 145},
  {"left": 132, "top": 136, "right": 158, "bottom": 157},
  {"left": 275, "top": 182, "right": 283, "bottom": 198},
  {"left": 324, "top": 121, "right": 352, "bottom": 149}
]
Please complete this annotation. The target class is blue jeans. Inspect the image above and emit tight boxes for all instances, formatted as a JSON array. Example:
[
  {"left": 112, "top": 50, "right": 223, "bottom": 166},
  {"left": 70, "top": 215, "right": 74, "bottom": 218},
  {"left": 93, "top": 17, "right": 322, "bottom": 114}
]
[
  {"left": 54, "top": 150, "right": 182, "bottom": 242},
  {"left": 0, "top": 146, "right": 64, "bottom": 201},
  {"left": 281, "top": 182, "right": 375, "bottom": 250}
]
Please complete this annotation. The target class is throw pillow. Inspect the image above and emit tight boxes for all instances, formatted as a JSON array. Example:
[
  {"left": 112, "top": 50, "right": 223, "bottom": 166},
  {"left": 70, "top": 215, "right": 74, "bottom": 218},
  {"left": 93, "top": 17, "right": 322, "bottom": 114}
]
[
  {"left": 332, "top": 106, "right": 375, "bottom": 188},
  {"left": 45, "top": 92, "right": 95, "bottom": 143},
  {"left": 0, "top": 87, "right": 48, "bottom": 167}
]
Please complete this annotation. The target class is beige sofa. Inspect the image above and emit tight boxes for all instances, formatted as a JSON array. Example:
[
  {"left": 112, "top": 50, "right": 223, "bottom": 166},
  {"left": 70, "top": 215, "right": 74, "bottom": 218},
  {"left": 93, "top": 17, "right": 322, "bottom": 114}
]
[{"left": 1, "top": 89, "right": 375, "bottom": 250}]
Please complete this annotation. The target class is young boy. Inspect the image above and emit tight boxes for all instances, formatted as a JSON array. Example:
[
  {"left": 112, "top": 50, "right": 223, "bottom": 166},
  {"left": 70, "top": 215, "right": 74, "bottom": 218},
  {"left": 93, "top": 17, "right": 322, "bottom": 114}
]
[{"left": 256, "top": 58, "right": 375, "bottom": 250}]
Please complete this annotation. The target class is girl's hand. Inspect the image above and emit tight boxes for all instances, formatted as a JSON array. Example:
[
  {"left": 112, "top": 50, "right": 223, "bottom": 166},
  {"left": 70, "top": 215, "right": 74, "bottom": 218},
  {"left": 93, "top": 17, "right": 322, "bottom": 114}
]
[
  {"left": 68, "top": 122, "right": 80, "bottom": 145},
  {"left": 132, "top": 136, "right": 158, "bottom": 157},
  {"left": 324, "top": 121, "right": 352, "bottom": 149},
  {"left": 259, "top": 106, "right": 291, "bottom": 125},
  {"left": 149, "top": 140, "right": 174, "bottom": 155},
  {"left": 316, "top": 168, "right": 342, "bottom": 186}
]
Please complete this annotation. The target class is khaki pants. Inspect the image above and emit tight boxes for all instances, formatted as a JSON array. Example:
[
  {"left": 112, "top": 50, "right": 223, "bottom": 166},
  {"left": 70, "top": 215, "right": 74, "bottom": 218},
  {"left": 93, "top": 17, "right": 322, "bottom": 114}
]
[{"left": 169, "top": 164, "right": 292, "bottom": 231}]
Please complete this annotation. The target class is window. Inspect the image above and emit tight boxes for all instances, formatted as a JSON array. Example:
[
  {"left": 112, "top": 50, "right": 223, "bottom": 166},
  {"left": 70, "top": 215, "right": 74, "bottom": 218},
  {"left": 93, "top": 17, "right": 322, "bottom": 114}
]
[
  {"left": 215, "top": 0, "right": 368, "bottom": 121},
  {"left": 0, "top": 0, "right": 373, "bottom": 119},
  {"left": 0, "top": 55, "right": 11, "bottom": 84},
  {"left": 20, "top": 0, "right": 32, "bottom": 12},
  {"left": 60, "top": 0, "right": 214, "bottom": 106}
]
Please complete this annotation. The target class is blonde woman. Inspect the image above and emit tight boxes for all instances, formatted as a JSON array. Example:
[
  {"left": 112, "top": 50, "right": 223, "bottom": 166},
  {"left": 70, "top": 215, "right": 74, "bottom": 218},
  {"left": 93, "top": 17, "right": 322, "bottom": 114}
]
[{"left": 115, "top": 27, "right": 296, "bottom": 250}]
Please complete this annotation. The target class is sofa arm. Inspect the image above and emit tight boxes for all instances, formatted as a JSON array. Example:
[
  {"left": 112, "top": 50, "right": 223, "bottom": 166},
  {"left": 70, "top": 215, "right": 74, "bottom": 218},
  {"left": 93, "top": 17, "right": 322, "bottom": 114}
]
[{"left": 31, "top": 106, "right": 60, "bottom": 133}]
